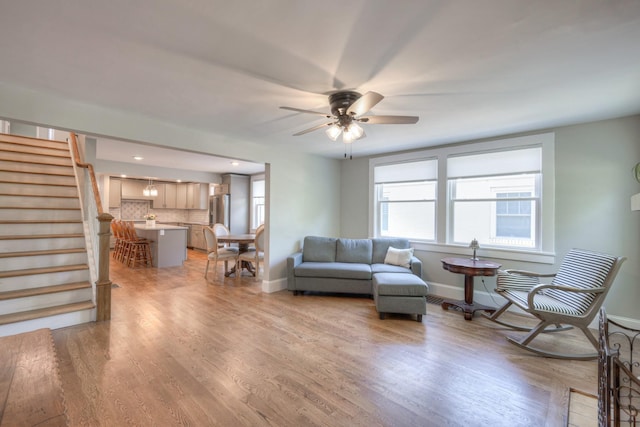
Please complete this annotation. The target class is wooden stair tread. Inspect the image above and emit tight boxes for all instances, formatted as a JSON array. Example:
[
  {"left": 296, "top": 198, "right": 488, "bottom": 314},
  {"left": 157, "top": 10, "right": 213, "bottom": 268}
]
[
  {"left": 0, "top": 328, "right": 68, "bottom": 426},
  {"left": 0, "top": 167, "right": 75, "bottom": 177},
  {"left": 0, "top": 300, "right": 94, "bottom": 326},
  {"left": 0, "top": 145, "right": 71, "bottom": 157},
  {"left": 0, "top": 219, "right": 82, "bottom": 225},
  {"left": 0, "top": 233, "right": 84, "bottom": 240},
  {"left": 0, "top": 192, "right": 79, "bottom": 199},
  {"left": 0, "top": 206, "right": 81, "bottom": 211},
  {"left": 0, "top": 179, "right": 76, "bottom": 187},
  {"left": 0, "top": 282, "right": 91, "bottom": 301},
  {"left": 0, "top": 248, "right": 86, "bottom": 259},
  {"left": 0, "top": 157, "right": 73, "bottom": 168},
  {"left": 0, "top": 264, "right": 88, "bottom": 279}
]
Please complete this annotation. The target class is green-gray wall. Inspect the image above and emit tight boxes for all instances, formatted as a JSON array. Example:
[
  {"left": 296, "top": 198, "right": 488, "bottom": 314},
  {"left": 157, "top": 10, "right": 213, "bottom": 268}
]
[{"left": 341, "top": 115, "right": 640, "bottom": 322}]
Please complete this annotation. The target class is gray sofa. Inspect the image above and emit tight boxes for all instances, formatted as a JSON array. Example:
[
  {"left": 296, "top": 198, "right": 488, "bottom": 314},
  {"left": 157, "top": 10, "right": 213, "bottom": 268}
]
[{"left": 287, "top": 236, "right": 422, "bottom": 293}]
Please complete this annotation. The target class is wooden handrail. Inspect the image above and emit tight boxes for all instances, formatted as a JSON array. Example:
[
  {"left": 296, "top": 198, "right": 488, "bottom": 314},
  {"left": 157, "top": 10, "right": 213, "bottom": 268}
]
[
  {"left": 69, "top": 132, "right": 104, "bottom": 215},
  {"left": 69, "top": 132, "right": 113, "bottom": 321}
]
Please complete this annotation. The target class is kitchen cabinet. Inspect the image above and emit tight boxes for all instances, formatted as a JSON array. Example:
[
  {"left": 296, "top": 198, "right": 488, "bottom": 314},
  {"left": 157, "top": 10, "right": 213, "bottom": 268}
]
[
  {"left": 152, "top": 183, "right": 177, "bottom": 209},
  {"left": 186, "top": 183, "right": 208, "bottom": 210},
  {"left": 121, "top": 179, "right": 153, "bottom": 200},
  {"left": 190, "top": 224, "right": 207, "bottom": 250},
  {"left": 176, "top": 184, "right": 188, "bottom": 209},
  {"left": 109, "top": 178, "right": 121, "bottom": 207}
]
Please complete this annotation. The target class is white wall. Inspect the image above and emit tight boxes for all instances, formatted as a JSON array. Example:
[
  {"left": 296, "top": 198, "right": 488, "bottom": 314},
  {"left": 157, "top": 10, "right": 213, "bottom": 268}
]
[
  {"left": 0, "top": 83, "right": 342, "bottom": 290},
  {"left": 341, "top": 115, "right": 640, "bottom": 322}
]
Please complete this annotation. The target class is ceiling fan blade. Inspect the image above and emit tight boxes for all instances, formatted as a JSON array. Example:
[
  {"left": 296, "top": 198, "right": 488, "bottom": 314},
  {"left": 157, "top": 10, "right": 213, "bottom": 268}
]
[
  {"left": 346, "top": 91, "right": 384, "bottom": 117},
  {"left": 293, "top": 122, "right": 333, "bottom": 136},
  {"left": 280, "top": 106, "right": 332, "bottom": 118},
  {"left": 358, "top": 115, "right": 419, "bottom": 124}
]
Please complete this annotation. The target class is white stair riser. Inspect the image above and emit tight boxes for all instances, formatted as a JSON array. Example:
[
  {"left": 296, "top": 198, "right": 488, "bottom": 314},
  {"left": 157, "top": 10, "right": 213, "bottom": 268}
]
[
  {"left": 0, "top": 182, "right": 78, "bottom": 197},
  {"left": 0, "top": 142, "right": 70, "bottom": 157},
  {"left": 0, "top": 195, "right": 80, "bottom": 209},
  {"left": 0, "top": 171, "right": 76, "bottom": 186},
  {"left": 0, "top": 269, "right": 90, "bottom": 292},
  {"left": 0, "top": 308, "right": 94, "bottom": 337},
  {"left": 0, "top": 151, "right": 72, "bottom": 166},
  {"left": 0, "top": 160, "right": 74, "bottom": 176},
  {"left": 0, "top": 288, "right": 93, "bottom": 316},
  {"left": 5, "top": 222, "right": 84, "bottom": 235},
  {"left": 0, "top": 208, "right": 81, "bottom": 221},
  {"left": 0, "top": 252, "right": 88, "bottom": 271},
  {"left": 0, "top": 237, "right": 86, "bottom": 252}
]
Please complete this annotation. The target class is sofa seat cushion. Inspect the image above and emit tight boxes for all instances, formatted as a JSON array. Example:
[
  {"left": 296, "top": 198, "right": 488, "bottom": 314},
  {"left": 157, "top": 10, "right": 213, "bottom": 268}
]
[
  {"left": 373, "top": 272, "right": 429, "bottom": 297},
  {"left": 371, "top": 263, "right": 413, "bottom": 274},
  {"left": 295, "top": 262, "right": 372, "bottom": 280}
]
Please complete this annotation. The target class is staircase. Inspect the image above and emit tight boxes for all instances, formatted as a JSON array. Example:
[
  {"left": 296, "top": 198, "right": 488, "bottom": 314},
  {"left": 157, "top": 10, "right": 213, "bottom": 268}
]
[{"left": 0, "top": 133, "right": 95, "bottom": 337}]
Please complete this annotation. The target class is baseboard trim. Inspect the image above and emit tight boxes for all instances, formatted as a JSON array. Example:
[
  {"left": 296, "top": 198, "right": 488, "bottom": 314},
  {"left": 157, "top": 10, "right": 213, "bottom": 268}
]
[{"left": 262, "top": 277, "right": 287, "bottom": 293}]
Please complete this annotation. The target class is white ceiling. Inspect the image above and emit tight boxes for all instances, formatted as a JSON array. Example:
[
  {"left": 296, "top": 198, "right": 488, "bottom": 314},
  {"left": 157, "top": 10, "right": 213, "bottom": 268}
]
[{"left": 1, "top": 1, "right": 640, "bottom": 163}]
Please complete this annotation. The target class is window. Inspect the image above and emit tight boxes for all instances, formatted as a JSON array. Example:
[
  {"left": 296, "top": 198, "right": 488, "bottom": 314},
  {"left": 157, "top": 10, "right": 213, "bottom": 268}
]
[
  {"left": 369, "top": 132, "right": 555, "bottom": 260},
  {"left": 251, "top": 178, "right": 265, "bottom": 230},
  {"left": 373, "top": 159, "right": 437, "bottom": 240},
  {"left": 448, "top": 147, "right": 541, "bottom": 250}
]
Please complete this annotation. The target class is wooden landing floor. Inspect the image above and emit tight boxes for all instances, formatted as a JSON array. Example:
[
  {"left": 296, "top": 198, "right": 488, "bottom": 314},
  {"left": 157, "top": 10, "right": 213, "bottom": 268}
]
[{"left": 0, "top": 328, "right": 67, "bottom": 426}]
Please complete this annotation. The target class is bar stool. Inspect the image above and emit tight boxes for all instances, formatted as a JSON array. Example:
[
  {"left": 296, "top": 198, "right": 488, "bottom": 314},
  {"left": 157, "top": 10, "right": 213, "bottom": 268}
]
[{"left": 122, "top": 221, "right": 153, "bottom": 268}]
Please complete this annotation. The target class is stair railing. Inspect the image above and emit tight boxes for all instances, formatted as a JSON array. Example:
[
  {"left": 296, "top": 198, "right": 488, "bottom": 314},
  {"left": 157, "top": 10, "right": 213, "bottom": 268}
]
[{"left": 69, "top": 133, "right": 113, "bottom": 321}]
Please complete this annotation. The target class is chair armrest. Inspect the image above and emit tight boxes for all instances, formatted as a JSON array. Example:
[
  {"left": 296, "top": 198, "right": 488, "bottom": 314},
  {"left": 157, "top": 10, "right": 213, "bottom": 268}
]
[
  {"left": 504, "top": 269, "right": 556, "bottom": 278},
  {"left": 410, "top": 256, "right": 422, "bottom": 277},
  {"left": 287, "top": 252, "right": 303, "bottom": 290}
]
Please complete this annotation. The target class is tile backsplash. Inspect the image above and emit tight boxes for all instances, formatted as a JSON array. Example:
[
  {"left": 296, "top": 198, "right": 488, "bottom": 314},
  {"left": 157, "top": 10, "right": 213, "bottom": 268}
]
[{"left": 110, "top": 200, "right": 208, "bottom": 223}]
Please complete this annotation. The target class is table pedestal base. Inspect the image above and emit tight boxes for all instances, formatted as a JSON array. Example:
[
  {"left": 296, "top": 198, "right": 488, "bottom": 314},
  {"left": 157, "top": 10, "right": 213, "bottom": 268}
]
[{"left": 441, "top": 299, "right": 496, "bottom": 321}]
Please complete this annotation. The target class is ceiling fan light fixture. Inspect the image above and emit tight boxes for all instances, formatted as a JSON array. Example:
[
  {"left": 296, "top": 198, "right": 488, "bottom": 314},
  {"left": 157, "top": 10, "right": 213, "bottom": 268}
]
[
  {"left": 325, "top": 124, "right": 342, "bottom": 141},
  {"left": 343, "top": 123, "right": 364, "bottom": 143}
]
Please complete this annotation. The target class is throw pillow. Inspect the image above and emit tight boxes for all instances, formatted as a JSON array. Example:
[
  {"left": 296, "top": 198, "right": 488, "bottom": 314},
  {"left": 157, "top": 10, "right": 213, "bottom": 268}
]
[{"left": 384, "top": 246, "right": 414, "bottom": 268}]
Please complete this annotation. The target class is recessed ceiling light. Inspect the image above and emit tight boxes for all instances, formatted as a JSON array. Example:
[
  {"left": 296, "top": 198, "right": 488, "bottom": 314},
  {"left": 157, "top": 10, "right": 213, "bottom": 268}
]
[
  {"left": 177, "top": 179, "right": 182, "bottom": 183},
  {"left": 120, "top": 174, "right": 127, "bottom": 178},
  {"left": 133, "top": 156, "right": 144, "bottom": 161},
  {"left": 231, "top": 161, "right": 239, "bottom": 166}
]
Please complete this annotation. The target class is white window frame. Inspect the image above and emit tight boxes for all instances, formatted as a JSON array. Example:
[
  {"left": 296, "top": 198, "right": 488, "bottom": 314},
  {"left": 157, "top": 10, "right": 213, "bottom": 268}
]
[{"left": 369, "top": 133, "right": 555, "bottom": 264}]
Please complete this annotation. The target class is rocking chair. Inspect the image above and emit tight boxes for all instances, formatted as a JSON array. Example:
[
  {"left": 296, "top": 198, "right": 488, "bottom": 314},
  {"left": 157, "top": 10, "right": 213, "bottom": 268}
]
[{"left": 484, "top": 248, "right": 626, "bottom": 360}]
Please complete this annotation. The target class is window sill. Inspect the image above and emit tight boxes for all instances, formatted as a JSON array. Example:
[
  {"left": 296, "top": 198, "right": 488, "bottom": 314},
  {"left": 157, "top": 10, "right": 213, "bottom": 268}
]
[{"left": 410, "top": 241, "right": 556, "bottom": 265}]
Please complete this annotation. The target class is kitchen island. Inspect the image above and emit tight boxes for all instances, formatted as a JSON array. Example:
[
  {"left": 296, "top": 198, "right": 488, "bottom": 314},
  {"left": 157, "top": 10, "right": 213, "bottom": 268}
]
[{"left": 134, "top": 223, "right": 188, "bottom": 267}]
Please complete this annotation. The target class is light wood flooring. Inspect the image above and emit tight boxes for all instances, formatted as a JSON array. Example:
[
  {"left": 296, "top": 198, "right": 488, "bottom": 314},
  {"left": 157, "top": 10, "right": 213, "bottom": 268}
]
[{"left": 52, "top": 249, "right": 599, "bottom": 426}]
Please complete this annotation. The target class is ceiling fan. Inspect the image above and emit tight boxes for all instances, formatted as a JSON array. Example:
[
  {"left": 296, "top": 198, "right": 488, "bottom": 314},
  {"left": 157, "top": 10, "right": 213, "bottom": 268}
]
[{"left": 280, "top": 91, "right": 419, "bottom": 144}]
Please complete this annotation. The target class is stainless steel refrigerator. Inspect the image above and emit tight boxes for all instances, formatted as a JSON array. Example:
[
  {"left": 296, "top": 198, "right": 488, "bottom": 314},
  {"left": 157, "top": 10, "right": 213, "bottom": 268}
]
[{"left": 209, "top": 194, "right": 229, "bottom": 228}]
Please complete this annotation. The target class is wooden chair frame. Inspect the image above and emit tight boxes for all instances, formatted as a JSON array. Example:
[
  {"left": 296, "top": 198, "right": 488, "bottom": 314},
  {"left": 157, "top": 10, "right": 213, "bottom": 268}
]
[{"left": 484, "top": 249, "right": 626, "bottom": 360}]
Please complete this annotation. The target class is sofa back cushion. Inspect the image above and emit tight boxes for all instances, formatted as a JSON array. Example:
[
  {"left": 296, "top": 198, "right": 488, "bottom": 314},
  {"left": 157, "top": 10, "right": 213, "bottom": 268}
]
[
  {"left": 336, "top": 238, "right": 373, "bottom": 264},
  {"left": 303, "top": 236, "right": 337, "bottom": 262},
  {"left": 372, "top": 238, "right": 410, "bottom": 264}
]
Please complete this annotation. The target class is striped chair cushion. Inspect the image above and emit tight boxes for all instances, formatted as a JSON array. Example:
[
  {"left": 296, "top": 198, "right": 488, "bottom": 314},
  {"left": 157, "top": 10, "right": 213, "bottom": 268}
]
[
  {"left": 545, "top": 249, "right": 617, "bottom": 315},
  {"left": 499, "top": 289, "right": 582, "bottom": 316}
]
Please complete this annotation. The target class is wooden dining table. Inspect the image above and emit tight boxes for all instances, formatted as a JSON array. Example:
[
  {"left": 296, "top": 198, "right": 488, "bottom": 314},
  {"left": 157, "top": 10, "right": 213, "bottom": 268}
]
[{"left": 217, "top": 234, "right": 256, "bottom": 276}]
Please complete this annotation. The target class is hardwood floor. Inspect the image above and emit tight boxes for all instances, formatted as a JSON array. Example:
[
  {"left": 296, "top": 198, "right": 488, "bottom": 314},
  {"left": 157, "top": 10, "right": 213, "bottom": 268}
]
[{"left": 53, "top": 249, "right": 598, "bottom": 426}]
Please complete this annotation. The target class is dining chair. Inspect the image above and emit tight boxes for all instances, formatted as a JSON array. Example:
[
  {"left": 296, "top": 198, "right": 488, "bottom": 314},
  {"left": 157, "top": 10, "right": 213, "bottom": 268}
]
[
  {"left": 237, "top": 226, "right": 265, "bottom": 277},
  {"left": 212, "top": 223, "right": 237, "bottom": 251},
  {"left": 204, "top": 226, "right": 238, "bottom": 278}
]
